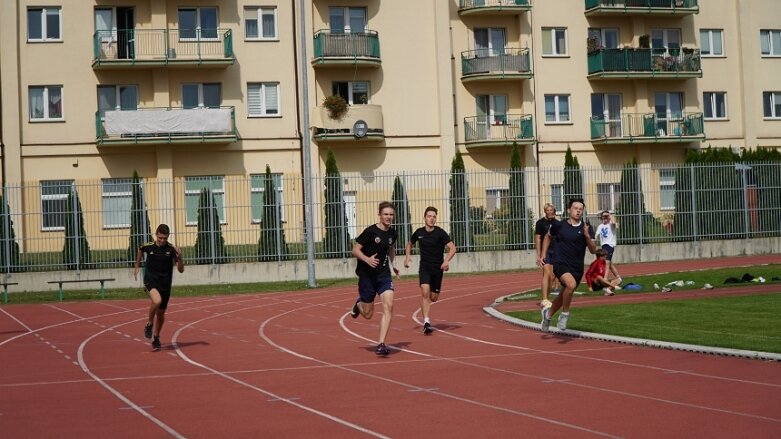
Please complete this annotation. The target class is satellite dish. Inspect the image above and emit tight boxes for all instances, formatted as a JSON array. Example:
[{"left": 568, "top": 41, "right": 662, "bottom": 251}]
[{"left": 353, "top": 120, "right": 368, "bottom": 139}]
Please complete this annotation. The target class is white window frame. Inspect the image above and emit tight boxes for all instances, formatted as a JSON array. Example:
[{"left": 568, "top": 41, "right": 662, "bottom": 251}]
[
  {"left": 763, "top": 92, "right": 781, "bottom": 119},
  {"left": 760, "top": 30, "right": 781, "bottom": 57},
  {"left": 102, "top": 178, "right": 133, "bottom": 229},
  {"left": 597, "top": 183, "right": 621, "bottom": 213},
  {"left": 244, "top": 7, "right": 277, "bottom": 40},
  {"left": 544, "top": 94, "right": 570, "bottom": 124},
  {"left": 474, "top": 27, "right": 507, "bottom": 56},
  {"left": 250, "top": 173, "right": 285, "bottom": 224},
  {"left": 550, "top": 184, "right": 564, "bottom": 214},
  {"left": 329, "top": 7, "right": 367, "bottom": 34},
  {"left": 700, "top": 29, "right": 724, "bottom": 57},
  {"left": 178, "top": 7, "right": 219, "bottom": 41},
  {"left": 542, "top": 27, "right": 567, "bottom": 56},
  {"left": 588, "top": 28, "right": 619, "bottom": 49},
  {"left": 485, "top": 187, "right": 509, "bottom": 218},
  {"left": 332, "top": 81, "right": 370, "bottom": 105},
  {"left": 185, "top": 176, "right": 227, "bottom": 226},
  {"left": 659, "top": 169, "right": 676, "bottom": 211},
  {"left": 97, "top": 85, "right": 139, "bottom": 113},
  {"left": 703, "top": 92, "right": 728, "bottom": 120},
  {"left": 651, "top": 28, "right": 682, "bottom": 53},
  {"left": 182, "top": 83, "right": 222, "bottom": 109},
  {"left": 29, "top": 85, "right": 64, "bottom": 122},
  {"left": 27, "top": 7, "right": 62, "bottom": 42},
  {"left": 40, "top": 180, "right": 73, "bottom": 231},
  {"left": 248, "top": 82, "right": 280, "bottom": 117}
]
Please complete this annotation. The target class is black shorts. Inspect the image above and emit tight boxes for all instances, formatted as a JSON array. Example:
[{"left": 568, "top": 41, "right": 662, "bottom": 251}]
[
  {"left": 591, "top": 281, "right": 604, "bottom": 291},
  {"left": 419, "top": 265, "right": 444, "bottom": 294},
  {"left": 357, "top": 272, "right": 394, "bottom": 303},
  {"left": 554, "top": 262, "right": 583, "bottom": 286},
  {"left": 543, "top": 250, "right": 554, "bottom": 265},
  {"left": 145, "top": 283, "right": 172, "bottom": 310},
  {"left": 602, "top": 244, "right": 615, "bottom": 261}
]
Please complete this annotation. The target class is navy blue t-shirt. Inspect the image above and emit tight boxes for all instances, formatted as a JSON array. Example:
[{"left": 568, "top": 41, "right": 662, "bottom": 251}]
[{"left": 549, "top": 220, "right": 594, "bottom": 273}]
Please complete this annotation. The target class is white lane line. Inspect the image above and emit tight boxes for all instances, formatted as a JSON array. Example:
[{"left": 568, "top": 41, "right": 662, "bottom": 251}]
[
  {"left": 0, "top": 306, "right": 33, "bottom": 332},
  {"left": 45, "top": 304, "right": 84, "bottom": 319}
]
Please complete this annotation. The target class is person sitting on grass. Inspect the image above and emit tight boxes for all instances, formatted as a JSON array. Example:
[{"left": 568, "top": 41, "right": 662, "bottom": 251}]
[{"left": 585, "top": 249, "right": 622, "bottom": 296}]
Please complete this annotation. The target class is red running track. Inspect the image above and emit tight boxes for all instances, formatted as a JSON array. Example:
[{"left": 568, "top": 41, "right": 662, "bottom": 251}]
[{"left": 1, "top": 255, "right": 780, "bottom": 438}]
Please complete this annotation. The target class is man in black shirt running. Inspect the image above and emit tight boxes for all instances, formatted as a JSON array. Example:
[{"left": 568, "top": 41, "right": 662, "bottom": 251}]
[
  {"left": 134, "top": 224, "right": 184, "bottom": 351},
  {"left": 348, "top": 202, "right": 400, "bottom": 356},
  {"left": 534, "top": 203, "right": 558, "bottom": 309},
  {"left": 404, "top": 206, "right": 457, "bottom": 334}
]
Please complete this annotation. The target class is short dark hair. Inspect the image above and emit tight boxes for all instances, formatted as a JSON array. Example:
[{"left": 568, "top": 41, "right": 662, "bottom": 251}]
[
  {"left": 378, "top": 201, "right": 395, "bottom": 213},
  {"left": 567, "top": 198, "right": 585, "bottom": 209},
  {"left": 424, "top": 206, "right": 438, "bottom": 216},
  {"left": 156, "top": 224, "right": 170, "bottom": 235},
  {"left": 595, "top": 248, "right": 607, "bottom": 258},
  {"left": 601, "top": 210, "right": 611, "bottom": 217}
]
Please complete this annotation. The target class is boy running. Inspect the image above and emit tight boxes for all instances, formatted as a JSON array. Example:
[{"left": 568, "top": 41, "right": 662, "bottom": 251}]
[
  {"left": 348, "top": 202, "right": 400, "bottom": 356},
  {"left": 404, "top": 207, "right": 457, "bottom": 335},
  {"left": 535, "top": 203, "right": 558, "bottom": 309},
  {"left": 134, "top": 224, "right": 184, "bottom": 351}
]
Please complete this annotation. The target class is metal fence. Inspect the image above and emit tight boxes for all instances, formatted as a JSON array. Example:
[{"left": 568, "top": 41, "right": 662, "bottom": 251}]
[{"left": 0, "top": 162, "right": 779, "bottom": 273}]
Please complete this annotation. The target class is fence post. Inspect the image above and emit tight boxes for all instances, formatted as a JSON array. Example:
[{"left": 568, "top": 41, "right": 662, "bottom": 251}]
[
  {"left": 275, "top": 183, "right": 282, "bottom": 261},
  {"left": 71, "top": 183, "right": 81, "bottom": 275},
  {"left": 689, "top": 164, "right": 698, "bottom": 241},
  {"left": 339, "top": 181, "right": 347, "bottom": 258},
  {"left": 462, "top": 173, "right": 471, "bottom": 251},
  {"left": 401, "top": 172, "right": 410, "bottom": 248},
  {"left": 209, "top": 189, "right": 216, "bottom": 264},
  {"left": 2, "top": 186, "right": 10, "bottom": 275},
  {"left": 636, "top": 165, "right": 644, "bottom": 244}
]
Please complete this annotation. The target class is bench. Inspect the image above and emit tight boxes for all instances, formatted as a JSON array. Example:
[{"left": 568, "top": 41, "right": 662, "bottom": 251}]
[
  {"left": 1, "top": 282, "right": 19, "bottom": 304},
  {"left": 47, "top": 278, "right": 115, "bottom": 301}
]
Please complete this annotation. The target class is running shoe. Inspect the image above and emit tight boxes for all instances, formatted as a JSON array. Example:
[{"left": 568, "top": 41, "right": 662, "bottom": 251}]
[
  {"left": 604, "top": 288, "right": 614, "bottom": 296},
  {"left": 375, "top": 343, "right": 390, "bottom": 356},
  {"left": 144, "top": 322, "right": 153, "bottom": 339},
  {"left": 557, "top": 313, "right": 569, "bottom": 331},
  {"left": 423, "top": 322, "right": 433, "bottom": 335},
  {"left": 350, "top": 300, "right": 361, "bottom": 319},
  {"left": 152, "top": 336, "right": 161, "bottom": 351},
  {"left": 540, "top": 307, "right": 551, "bottom": 332}
]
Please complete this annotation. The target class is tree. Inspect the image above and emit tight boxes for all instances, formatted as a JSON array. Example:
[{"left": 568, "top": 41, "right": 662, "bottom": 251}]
[
  {"left": 62, "top": 185, "right": 91, "bottom": 270},
  {"left": 194, "top": 188, "right": 227, "bottom": 264},
  {"left": 506, "top": 142, "right": 528, "bottom": 249},
  {"left": 258, "top": 165, "right": 288, "bottom": 261},
  {"left": 616, "top": 158, "right": 653, "bottom": 244},
  {"left": 563, "top": 146, "right": 583, "bottom": 206},
  {"left": 391, "top": 175, "right": 412, "bottom": 255},
  {"left": 0, "top": 192, "right": 21, "bottom": 273},
  {"left": 127, "top": 171, "right": 151, "bottom": 263},
  {"left": 449, "top": 150, "right": 473, "bottom": 250},
  {"left": 323, "top": 150, "right": 351, "bottom": 258}
]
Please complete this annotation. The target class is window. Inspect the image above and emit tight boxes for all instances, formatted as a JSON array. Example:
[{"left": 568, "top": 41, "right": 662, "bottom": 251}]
[
  {"left": 29, "top": 86, "right": 63, "bottom": 121},
  {"left": 28, "top": 7, "right": 61, "bottom": 41},
  {"left": 485, "top": 188, "right": 509, "bottom": 218},
  {"left": 185, "top": 176, "right": 226, "bottom": 225},
  {"left": 760, "top": 30, "right": 781, "bottom": 56},
  {"left": 332, "top": 81, "right": 369, "bottom": 105},
  {"left": 251, "top": 174, "right": 284, "bottom": 223},
  {"left": 476, "top": 95, "right": 508, "bottom": 125},
  {"left": 703, "top": 92, "right": 727, "bottom": 120},
  {"left": 763, "top": 92, "right": 781, "bottom": 119},
  {"left": 102, "top": 179, "right": 133, "bottom": 228},
  {"left": 700, "top": 29, "right": 723, "bottom": 56},
  {"left": 248, "top": 83, "right": 279, "bottom": 116},
  {"left": 550, "top": 184, "right": 564, "bottom": 214},
  {"left": 651, "top": 29, "right": 681, "bottom": 53},
  {"left": 542, "top": 28, "right": 567, "bottom": 56},
  {"left": 329, "top": 7, "right": 366, "bottom": 33},
  {"left": 182, "top": 83, "right": 221, "bottom": 109},
  {"left": 544, "top": 95, "right": 570, "bottom": 123},
  {"left": 97, "top": 85, "right": 138, "bottom": 114},
  {"left": 245, "top": 7, "right": 276, "bottom": 40},
  {"left": 41, "top": 180, "right": 73, "bottom": 231},
  {"left": 474, "top": 28, "right": 506, "bottom": 56},
  {"left": 597, "top": 183, "right": 621, "bottom": 213},
  {"left": 179, "top": 7, "right": 218, "bottom": 39},
  {"left": 659, "top": 169, "right": 676, "bottom": 210},
  {"left": 588, "top": 28, "right": 619, "bottom": 49}
]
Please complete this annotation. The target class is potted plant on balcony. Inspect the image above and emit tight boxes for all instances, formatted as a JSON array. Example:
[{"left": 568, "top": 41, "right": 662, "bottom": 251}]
[
  {"left": 323, "top": 95, "right": 349, "bottom": 120},
  {"left": 638, "top": 34, "right": 650, "bottom": 49}
]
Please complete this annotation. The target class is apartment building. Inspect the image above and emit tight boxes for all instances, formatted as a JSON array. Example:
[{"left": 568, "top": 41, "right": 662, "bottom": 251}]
[{"left": 0, "top": 1, "right": 779, "bottom": 252}]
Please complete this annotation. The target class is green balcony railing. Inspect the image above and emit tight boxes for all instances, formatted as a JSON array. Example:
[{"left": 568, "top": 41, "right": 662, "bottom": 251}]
[
  {"left": 96, "top": 106, "right": 238, "bottom": 145},
  {"left": 459, "top": 0, "right": 532, "bottom": 14},
  {"left": 587, "top": 48, "right": 701, "bottom": 77},
  {"left": 464, "top": 114, "right": 534, "bottom": 144},
  {"left": 461, "top": 48, "right": 532, "bottom": 79},
  {"left": 590, "top": 112, "right": 704, "bottom": 143},
  {"left": 92, "top": 29, "right": 234, "bottom": 67},
  {"left": 585, "top": 0, "right": 699, "bottom": 14},
  {"left": 312, "top": 30, "right": 380, "bottom": 64}
]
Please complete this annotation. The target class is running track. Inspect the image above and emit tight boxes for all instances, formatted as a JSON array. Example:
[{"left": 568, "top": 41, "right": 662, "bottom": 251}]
[{"left": 1, "top": 255, "right": 780, "bottom": 438}]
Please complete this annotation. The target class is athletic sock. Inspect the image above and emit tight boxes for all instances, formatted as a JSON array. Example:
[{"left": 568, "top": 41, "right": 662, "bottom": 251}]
[
  {"left": 424, "top": 318, "right": 430, "bottom": 324},
  {"left": 560, "top": 311, "right": 570, "bottom": 316}
]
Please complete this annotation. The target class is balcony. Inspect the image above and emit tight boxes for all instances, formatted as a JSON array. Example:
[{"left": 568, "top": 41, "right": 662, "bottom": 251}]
[
  {"left": 590, "top": 112, "right": 704, "bottom": 144},
  {"left": 587, "top": 48, "right": 701, "bottom": 79},
  {"left": 585, "top": 0, "right": 699, "bottom": 16},
  {"left": 96, "top": 107, "right": 238, "bottom": 145},
  {"left": 461, "top": 49, "right": 532, "bottom": 82},
  {"left": 458, "top": 0, "right": 532, "bottom": 17},
  {"left": 311, "top": 104, "right": 384, "bottom": 143},
  {"left": 464, "top": 114, "right": 534, "bottom": 148},
  {"left": 312, "top": 30, "right": 381, "bottom": 67},
  {"left": 92, "top": 29, "right": 234, "bottom": 69}
]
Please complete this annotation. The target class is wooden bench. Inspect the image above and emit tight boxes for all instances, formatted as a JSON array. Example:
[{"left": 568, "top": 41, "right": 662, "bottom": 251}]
[
  {"left": 1, "top": 282, "right": 19, "bottom": 304},
  {"left": 47, "top": 278, "right": 115, "bottom": 301}
]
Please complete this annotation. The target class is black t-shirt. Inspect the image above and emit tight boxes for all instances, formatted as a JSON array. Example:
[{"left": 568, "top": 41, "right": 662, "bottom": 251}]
[
  {"left": 139, "top": 242, "right": 178, "bottom": 289},
  {"left": 535, "top": 217, "right": 557, "bottom": 251},
  {"left": 549, "top": 220, "right": 594, "bottom": 270},
  {"left": 355, "top": 224, "right": 398, "bottom": 276},
  {"left": 410, "top": 226, "right": 451, "bottom": 269}
]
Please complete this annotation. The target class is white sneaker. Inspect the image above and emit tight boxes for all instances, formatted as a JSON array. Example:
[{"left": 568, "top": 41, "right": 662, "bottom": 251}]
[
  {"left": 557, "top": 313, "right": 569, "bottom": 331},
  {"left": 540, "top": 307, "right": 551, "bottom": 332},
  {"left": 613, "top": 285, "right": 622, "bottom": 290},
  {"left": 604, "top": 288, "right": 614, "bottom": 296},
  {"left": 616, "top": 277, "right": 623, "bottom": 285}
]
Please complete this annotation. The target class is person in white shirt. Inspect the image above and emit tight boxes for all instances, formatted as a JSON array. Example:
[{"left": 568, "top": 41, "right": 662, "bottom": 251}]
[{"left": 595, "top": 211, "right": 622, "bottom": 285}]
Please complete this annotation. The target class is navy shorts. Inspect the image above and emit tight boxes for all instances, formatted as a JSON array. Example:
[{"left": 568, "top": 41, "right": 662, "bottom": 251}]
[
  {"left": 419, "top": 265, "right": 444, "bottom": 294},
  {"left": 554, "top": 262, "right": 583, "bottom": 286},
  {"left": 144, "top": 283, "right": 171, "bottom": 310},
  {"left": 543, "top": 250, "right": 554, "bottom": 265},
  {"left": 357, "top": 272, "right": 394, "bottom": 303},
  {"left": 602, "top": 244, "right": 615, "bottom": 261}
]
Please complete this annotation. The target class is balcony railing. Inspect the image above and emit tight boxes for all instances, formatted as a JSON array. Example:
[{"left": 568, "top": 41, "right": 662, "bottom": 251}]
[
  {"left": 590, "top": 112, "right": 704, "bottom": 144},
  {"left": 464, "top": 114, "right": 534, "bottom": 146},
  {"left": 312, "top": 30, "right": 381, "bottom": 67},
  {"left": 92, "top": 29, "right": 234, "bottom": 68},
  {"left": 96, "top": 107, "right": 238, "bottom": 145},
  {"left": 587, "top": 48, "right": 701, "bottom": 79},
  {"left": 461, "top": 48, "right": 532, "bottom": 81},
  {"left": 312, "top": 104, "right": 384, "bottom": 142},
  {"left": 585, "top": 0, "right": 699, "bottom": 16},
  {"left": 458, "top": 0, "right": 532, "bottom": 16}
]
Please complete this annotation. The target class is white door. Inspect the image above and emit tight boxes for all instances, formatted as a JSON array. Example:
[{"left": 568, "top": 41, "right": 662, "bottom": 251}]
[{"left": 343, "top": 191, "right": 357, "bottom": 239}]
